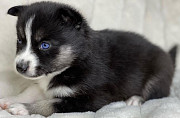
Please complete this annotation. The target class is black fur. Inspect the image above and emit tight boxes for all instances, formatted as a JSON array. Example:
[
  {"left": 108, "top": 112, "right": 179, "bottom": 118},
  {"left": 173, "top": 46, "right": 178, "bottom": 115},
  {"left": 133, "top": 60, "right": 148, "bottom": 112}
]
[
  {"left": 8, "top": 1, "right": 177, "bottom": 116},
  {"left": 169, "top": 45, "right": 178, "bottom": 66}
]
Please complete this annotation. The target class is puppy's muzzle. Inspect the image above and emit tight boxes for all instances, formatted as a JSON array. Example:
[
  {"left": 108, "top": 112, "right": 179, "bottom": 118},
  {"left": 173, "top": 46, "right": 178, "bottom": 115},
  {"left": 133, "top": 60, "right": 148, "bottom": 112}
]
[{"left": 16, "top": 61, "right": 29, "bottom": 74}]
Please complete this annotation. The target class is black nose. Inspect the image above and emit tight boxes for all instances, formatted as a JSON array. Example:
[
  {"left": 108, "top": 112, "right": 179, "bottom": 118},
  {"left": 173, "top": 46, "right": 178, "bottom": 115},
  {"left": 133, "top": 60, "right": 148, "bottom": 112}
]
[{"left": 16, "top": 61, "right": 29, "bottom": 73}]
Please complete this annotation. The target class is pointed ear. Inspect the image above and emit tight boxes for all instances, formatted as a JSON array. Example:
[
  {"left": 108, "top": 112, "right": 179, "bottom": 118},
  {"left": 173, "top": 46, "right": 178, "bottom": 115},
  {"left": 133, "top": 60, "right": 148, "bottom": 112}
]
[
  {"left": 57, "top": 8, "right": 83, "bottom": 30},
  {"left": 7, "top": 6, "right": 26, "bottom": 16}
]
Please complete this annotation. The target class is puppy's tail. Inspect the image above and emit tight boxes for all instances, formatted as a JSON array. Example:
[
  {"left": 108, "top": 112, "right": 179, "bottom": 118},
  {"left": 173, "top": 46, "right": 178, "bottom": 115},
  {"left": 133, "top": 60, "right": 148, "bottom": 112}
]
[{"left": 168, "top": 45, "right": 178, "bottom": 66}]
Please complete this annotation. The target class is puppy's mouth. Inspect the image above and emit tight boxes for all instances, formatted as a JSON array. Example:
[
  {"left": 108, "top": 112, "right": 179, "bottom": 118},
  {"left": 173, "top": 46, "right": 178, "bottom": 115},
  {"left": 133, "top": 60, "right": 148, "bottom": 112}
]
[
  {"left": 16, "top": 66, "right": 51, "bottom": 79},
  {"left": 17, "top": 66, "right": 69, "bottom": 80}
]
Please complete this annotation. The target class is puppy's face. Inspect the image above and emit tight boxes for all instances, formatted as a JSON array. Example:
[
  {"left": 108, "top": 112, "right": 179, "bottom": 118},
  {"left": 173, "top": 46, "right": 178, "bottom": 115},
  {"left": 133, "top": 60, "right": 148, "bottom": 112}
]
[{"left": 8, "top": 2, "right": 86, "bottom": 79}]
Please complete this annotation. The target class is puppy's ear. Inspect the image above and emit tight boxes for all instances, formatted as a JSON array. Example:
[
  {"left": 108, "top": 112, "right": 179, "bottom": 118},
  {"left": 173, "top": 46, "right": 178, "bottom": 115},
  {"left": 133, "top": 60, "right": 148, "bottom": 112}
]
[
  {"left": 57, "top": 7, "right": 83, "bottom": 30},
  {"left": 7, "top": 6, "right": 26, "bottom": 16}
]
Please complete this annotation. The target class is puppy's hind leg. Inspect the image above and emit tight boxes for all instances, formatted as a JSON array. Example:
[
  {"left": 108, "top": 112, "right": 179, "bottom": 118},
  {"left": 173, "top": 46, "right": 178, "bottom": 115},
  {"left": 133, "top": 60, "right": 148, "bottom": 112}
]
[
  {"left": 142, "top": 51, "right": 174, "bottom": 101},
  {"left": 142, "top": 74, "right": 172, "bottom": 101}
]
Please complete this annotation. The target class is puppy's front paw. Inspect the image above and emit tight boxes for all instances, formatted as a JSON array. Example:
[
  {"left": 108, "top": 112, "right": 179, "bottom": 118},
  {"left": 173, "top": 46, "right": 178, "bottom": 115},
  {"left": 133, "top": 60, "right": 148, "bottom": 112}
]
[
  {"left": 0, "top": 99, "right": 11, "bottom": 110},
  {"left": 7, "top": 103, "right": 29, "bottom": 115},
  {"left": 126, "top": 96, "right": 144, "bottom": 106}
]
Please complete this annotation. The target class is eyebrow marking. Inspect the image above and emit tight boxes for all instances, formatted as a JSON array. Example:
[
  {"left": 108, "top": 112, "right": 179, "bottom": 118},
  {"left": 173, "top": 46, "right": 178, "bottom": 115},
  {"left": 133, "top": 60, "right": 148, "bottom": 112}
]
[
  {"left": 19, "top": 27, "right": 25, "bottom": 38},
  {"left": 35, "top": 29, "right": 44, "bottom": 42}
]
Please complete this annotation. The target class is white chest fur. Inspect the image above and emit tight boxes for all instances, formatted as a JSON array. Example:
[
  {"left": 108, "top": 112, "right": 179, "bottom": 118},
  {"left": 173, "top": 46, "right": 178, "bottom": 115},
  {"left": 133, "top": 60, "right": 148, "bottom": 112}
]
[{"left": 37, "top": 68, "right": 76, "bottom": 98}]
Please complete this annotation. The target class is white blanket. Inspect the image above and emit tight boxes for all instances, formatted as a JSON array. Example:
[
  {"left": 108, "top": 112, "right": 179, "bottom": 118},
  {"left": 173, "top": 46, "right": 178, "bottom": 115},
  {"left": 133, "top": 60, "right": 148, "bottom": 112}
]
[{"left": 0, "top": 70, "right": 180, "bottom": 118}]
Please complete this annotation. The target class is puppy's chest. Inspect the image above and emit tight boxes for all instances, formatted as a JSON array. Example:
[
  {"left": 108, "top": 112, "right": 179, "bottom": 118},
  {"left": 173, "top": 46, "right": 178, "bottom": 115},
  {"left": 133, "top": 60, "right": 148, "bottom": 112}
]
[{"left": 37, "top": 75, "right": 76, "bottom": 98}]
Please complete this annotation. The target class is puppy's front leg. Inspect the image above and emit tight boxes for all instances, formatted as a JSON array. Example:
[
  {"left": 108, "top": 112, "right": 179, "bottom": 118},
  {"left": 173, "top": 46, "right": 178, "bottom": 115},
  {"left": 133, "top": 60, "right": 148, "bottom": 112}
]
[
  {"left": 7, "top": 99, "right": 59, "bottom": 116},
  {"left": 0, "top": 84, "right": 45, "bottom": 109},
  {"left": 7, "top": 96, "right": 92, "bottom": 116}
]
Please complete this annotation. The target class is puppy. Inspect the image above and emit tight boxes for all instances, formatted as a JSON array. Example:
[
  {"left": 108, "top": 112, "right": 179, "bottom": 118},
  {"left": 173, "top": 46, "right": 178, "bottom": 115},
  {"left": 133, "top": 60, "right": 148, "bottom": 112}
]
[{"left": 0, "top": 1, "right": 177, "bottom": 116}]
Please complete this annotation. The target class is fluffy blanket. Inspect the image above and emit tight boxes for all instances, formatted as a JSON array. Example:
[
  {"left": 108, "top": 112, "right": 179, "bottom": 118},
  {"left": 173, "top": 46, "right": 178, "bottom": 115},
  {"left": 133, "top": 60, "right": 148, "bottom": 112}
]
[{"left": 0, "top": 70, "right": 180, "bottom": 118}]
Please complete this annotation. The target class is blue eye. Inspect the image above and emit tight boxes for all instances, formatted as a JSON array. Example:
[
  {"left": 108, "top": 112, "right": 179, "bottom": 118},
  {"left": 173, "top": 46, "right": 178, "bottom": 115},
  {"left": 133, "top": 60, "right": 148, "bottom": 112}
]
[
  {"left": 40, "top": 42, "right": 50, "bottom": 50},
  {"left": 17, "top": 39, "right": 22, "bottom": 44}
]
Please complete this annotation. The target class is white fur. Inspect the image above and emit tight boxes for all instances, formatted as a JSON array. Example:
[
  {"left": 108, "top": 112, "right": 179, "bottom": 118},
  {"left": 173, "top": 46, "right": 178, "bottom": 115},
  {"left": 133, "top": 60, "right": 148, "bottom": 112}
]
[
  {"left": 15, "top": 15, "right": 38, "bottom": 77},
  {"left": 37, "top": 67, "right": 74, "bottom": 98},
  {"left": 126, "top": 96, "right": 143, "bottom": 106},
  {"left": 7, "top": 103, "right": 29, "bottom": 115},
  {"left": 0, "top": 99, "right": 11, "bottom": 109},
  {"left": 47, "top": 86, "right": 76, "bottom": 98},
  {"left": 26, "top": 99, "right": 59, "bottom": 116}
]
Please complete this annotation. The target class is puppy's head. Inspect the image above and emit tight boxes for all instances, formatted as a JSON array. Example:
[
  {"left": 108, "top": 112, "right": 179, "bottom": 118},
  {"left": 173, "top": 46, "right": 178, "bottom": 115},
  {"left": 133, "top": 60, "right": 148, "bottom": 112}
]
[{"left": 8, "top": 2, "right": 88, "bottom": 80}]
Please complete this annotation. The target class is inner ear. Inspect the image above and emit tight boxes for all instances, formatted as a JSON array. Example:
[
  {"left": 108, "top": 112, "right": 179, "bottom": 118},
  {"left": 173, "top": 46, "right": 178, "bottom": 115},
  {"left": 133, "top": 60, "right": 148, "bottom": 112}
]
[
  {"left": 57, "top": 8, "right": 83, "bottom": 29},
  {"left": 7, "top": 6, "right": 26, "bottom": 16}
]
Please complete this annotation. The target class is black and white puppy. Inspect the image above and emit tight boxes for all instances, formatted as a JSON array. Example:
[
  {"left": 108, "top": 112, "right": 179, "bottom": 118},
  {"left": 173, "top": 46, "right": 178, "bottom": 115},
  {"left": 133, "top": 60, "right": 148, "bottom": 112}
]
[{"left": 0, "top": 1, "right": 177, "bottom": 116}]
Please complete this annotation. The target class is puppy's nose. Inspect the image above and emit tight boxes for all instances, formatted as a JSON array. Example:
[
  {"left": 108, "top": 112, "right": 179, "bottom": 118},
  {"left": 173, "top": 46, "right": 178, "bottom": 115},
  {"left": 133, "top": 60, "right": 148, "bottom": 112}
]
[{"left": 16, "top": 61, "right": 29, "bottom": 73}]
